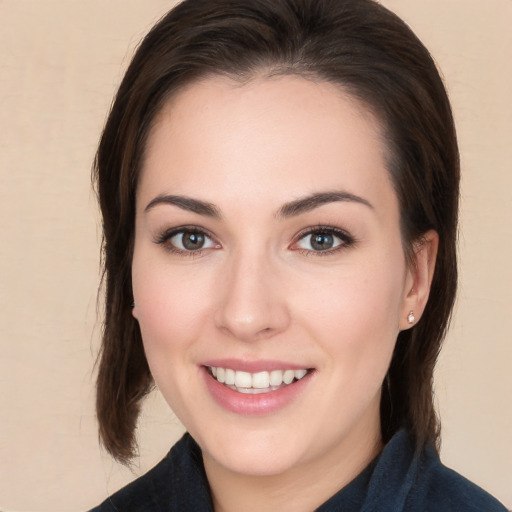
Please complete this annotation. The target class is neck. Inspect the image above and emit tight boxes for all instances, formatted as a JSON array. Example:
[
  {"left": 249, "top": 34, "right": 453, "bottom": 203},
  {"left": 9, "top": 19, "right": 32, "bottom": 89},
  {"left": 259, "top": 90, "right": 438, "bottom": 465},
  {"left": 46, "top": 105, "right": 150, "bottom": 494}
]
[{"left": 203, "top": 420, "right": 383, "bottom": 512}]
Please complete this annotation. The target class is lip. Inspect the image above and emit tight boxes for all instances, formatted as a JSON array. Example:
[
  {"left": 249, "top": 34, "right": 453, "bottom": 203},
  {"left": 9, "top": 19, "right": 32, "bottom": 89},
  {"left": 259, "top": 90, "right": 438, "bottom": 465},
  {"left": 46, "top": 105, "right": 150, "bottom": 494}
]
[{"left": 201, "top": 363, "right": 314, "bottom": 416}]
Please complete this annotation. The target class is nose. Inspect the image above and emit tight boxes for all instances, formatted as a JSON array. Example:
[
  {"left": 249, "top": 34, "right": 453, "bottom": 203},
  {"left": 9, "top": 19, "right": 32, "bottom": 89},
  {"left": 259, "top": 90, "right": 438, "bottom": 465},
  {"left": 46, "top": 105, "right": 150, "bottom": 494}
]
[{"left": 214, "top": 249, "right": 291, "bottom": 342}]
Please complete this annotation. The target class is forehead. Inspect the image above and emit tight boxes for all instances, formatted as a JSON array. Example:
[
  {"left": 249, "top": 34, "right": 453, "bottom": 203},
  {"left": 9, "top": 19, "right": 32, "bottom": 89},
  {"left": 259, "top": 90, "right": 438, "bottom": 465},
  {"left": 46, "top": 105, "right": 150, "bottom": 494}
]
[{"left": 139, "top": 75, "right": 394, "bottom": 213}]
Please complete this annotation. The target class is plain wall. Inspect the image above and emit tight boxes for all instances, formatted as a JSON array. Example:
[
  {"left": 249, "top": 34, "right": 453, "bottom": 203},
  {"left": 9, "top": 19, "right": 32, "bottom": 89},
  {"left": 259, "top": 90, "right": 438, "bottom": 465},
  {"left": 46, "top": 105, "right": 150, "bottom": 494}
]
[{"left": 0, "top": 1, "right": 510, "bottom": 510}]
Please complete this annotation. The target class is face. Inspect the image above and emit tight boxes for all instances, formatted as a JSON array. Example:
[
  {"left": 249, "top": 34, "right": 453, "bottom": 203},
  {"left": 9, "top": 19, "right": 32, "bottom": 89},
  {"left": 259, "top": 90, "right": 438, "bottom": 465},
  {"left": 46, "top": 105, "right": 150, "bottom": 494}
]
[{"left": 132, "top": 75, "right": 418, "bottom": 479}]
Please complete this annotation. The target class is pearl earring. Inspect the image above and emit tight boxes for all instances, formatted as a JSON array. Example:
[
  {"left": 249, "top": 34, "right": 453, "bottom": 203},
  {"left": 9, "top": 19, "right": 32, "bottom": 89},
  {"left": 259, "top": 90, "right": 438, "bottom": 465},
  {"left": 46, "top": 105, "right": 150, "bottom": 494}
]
[{"left": 407, "top": 311, "right": 415, "bottom": 324}]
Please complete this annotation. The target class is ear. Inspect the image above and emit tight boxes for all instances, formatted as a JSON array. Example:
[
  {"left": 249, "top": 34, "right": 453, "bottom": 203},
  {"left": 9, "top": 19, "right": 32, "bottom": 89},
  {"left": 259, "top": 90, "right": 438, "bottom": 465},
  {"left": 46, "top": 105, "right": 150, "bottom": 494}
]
[
  {"left": 399, "top": 229, "right": 439, "bottom": 330},
  {"left": 131, "top": 301, "right": 138, "bottom": 320}
]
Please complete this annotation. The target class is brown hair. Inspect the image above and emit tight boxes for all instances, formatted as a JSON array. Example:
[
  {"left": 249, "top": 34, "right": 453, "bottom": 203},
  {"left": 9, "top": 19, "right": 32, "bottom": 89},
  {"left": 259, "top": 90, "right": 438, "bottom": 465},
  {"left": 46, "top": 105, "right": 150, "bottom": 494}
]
[{"left": 94, "top": 0, "right": 459, "bottom": 464}]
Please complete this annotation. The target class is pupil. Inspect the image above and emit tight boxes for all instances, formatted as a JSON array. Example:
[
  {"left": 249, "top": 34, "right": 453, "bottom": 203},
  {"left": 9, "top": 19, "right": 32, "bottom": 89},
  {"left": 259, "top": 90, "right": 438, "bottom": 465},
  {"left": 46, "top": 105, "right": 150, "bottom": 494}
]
[
  {"left": 311, "top": 233, "right": 333, "bottom": 251},
  {"left": 183, "top": 232, "right": 204, "bottom": 250}
]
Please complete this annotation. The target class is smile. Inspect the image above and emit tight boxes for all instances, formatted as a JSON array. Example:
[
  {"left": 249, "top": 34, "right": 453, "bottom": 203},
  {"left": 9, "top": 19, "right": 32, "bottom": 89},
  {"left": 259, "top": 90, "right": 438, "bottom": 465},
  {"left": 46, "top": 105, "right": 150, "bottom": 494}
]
[{"left": 207, "top": 366, "right": 310, "bottom": 394}]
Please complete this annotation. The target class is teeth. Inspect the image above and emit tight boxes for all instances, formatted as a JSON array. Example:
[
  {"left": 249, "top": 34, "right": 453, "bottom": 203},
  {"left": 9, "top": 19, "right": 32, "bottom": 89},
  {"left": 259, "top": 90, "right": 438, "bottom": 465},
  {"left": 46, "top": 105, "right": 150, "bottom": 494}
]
[
  {"left": 269, "top": 370, "right": 283, "bottom": 386},
  {"left": 208, "top": 366, "right": 309, "bottom": 392},
  {"left": 294, "top": 369, "right": 307, "bottom": 380},
  {"left": 225, "top": 368, "right": 235, "bottom": 385},
  {"left": 252, "top": 371, "right": 270, "bottom": 389},
  {"left": 234, "top": 371, "right": 252, "bottom": 388},
  {"left": 283, "top": 369, "right": 295, "bottom": 384}
]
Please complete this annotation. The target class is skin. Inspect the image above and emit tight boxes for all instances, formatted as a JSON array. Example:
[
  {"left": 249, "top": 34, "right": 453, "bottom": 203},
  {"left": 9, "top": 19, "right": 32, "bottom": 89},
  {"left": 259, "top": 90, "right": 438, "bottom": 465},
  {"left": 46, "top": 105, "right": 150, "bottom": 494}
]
[{"left": 132, "top": 75, "right": 437, "bottom": 512}]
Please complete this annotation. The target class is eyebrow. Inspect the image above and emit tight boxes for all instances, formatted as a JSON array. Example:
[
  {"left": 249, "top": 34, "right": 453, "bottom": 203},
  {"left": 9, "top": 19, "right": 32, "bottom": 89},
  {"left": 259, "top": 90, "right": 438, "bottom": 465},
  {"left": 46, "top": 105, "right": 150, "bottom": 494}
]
[
  {"left": 144, "top": 194, "right": 222, "bottom": 218},
  {"left": 144, "top": 190, "right": 372, "bottom": 219},
  {"left": 276, "top": 191, "right": 373, "bottom": 219}
]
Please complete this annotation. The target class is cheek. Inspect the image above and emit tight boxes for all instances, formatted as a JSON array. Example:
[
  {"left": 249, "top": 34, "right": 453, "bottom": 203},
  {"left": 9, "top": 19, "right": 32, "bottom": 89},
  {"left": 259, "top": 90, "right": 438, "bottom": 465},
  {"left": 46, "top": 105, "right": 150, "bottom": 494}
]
[
  {"left": 131, "top": 258, "right": 212, "bottom": 366},
  {"left": 293, "top": 252, "right": 406, "bottom": 363}
]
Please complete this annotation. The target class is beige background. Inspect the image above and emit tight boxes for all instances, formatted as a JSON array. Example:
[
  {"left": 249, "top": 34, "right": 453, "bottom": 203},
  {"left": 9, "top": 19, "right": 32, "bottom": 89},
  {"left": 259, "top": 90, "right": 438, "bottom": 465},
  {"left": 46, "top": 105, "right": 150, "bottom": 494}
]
[{"left": 0, "top": 1, "right": 510, "bottom": 510}]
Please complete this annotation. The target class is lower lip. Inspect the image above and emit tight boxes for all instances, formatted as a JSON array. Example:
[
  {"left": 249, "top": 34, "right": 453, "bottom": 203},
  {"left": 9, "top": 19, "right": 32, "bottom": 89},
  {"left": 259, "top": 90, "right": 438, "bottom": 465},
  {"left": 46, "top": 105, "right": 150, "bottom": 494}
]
[{"left": 202, "top": 367, "right": 313, "bottom": 416}]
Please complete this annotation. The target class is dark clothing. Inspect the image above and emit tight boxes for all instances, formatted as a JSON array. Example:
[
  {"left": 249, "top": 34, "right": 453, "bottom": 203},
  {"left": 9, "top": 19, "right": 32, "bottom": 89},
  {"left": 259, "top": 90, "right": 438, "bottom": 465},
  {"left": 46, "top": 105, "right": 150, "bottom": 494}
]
[{"left": 90, "top": 430, "right": 507, "bottom": 511}]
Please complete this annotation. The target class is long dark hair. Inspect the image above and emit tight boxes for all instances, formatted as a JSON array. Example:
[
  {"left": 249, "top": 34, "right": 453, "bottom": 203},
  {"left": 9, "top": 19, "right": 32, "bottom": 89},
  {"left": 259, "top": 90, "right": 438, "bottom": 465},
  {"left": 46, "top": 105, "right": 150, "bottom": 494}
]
[{"left": 94, "top": 0, "right": 459, "bottom": 464}]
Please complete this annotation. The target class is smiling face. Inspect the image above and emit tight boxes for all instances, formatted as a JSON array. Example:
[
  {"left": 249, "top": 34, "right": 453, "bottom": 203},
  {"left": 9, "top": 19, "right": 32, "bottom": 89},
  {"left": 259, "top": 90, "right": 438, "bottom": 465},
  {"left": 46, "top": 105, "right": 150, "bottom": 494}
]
[{"left": 132, "top": 75, "right": 423, "bottom": 483}]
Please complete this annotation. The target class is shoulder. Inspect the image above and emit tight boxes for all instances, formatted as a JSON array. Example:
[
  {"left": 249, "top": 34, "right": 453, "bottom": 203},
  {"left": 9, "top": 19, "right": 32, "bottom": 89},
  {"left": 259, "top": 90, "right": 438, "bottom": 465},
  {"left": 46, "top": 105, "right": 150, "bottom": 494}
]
[
  {"left": 88, "top": 453, "right": 172, "bottom": 512},
  {"left": 407, "top": 444, "right": 508, "bottom": 512},
  {"left": 364, "top": 430, "right": 508, "bottom": 512},
  {"left": 88, "top": 433, "right": 213, "bottom": 512}
]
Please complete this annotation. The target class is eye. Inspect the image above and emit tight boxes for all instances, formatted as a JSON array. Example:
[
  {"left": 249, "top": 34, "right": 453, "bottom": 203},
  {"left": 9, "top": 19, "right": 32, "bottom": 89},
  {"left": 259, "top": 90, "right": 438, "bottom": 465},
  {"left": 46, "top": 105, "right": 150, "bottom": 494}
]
[
  {"left": 170, "top": 230, "right": 214, "bottom": 251},
  {"left": 155, "top": 227, "right": 219, "bottom": 255},
  {"left": 292, "top": 227, "right": 354, "bottom": 254}
]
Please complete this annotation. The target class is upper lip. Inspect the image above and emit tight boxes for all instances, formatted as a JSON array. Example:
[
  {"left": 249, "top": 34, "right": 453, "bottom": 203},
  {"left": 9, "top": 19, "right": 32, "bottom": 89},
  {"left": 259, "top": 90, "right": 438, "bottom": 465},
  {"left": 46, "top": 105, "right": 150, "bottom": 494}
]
[{"left": 201, "top": 358, "right": 312, "bottom": 373}]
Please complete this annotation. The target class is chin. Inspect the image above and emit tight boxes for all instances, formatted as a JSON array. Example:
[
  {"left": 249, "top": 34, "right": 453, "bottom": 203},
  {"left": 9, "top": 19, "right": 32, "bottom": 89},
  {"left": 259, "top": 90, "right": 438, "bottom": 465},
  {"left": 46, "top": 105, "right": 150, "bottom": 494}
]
[
  {"left": 209, "top": 440, "right": 305, "bottom": 477},
  {"left": 193, "top": 421, "right": 310, "bottom": 476}
]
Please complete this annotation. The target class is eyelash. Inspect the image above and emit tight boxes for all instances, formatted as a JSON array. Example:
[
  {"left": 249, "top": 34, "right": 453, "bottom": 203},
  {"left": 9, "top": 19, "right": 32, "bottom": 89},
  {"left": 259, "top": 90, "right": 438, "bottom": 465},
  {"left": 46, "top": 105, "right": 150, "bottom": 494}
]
[{"left": 153, "top": 225, "right": 356, "bottom": 257}]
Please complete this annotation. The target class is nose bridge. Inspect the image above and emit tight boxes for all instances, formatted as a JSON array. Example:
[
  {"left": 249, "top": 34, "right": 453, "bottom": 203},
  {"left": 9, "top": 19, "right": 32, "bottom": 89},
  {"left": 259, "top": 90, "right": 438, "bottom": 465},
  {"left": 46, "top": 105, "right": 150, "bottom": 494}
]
[{"left": 214, "top": 243, "right": 289, "bottom": 341}]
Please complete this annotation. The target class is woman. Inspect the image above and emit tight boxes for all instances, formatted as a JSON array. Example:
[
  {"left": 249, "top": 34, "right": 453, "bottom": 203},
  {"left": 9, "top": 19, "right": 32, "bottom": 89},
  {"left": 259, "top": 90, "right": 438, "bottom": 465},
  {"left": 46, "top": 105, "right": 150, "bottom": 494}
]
[{"left": 90, "top": 0, "right": 507, "bottom": 510}]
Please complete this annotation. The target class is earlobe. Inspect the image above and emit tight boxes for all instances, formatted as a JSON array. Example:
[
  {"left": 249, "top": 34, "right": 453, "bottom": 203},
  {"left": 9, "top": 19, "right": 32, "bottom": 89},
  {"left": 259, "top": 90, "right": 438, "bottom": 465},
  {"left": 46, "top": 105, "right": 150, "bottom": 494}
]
[{"left": 400, "top": 230, "right": 439, "bottom": 330}]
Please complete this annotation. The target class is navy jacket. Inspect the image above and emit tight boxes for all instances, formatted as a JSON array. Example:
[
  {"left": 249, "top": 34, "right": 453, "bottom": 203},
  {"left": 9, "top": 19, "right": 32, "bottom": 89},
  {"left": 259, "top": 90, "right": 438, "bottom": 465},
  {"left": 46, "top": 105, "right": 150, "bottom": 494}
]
[{"left": 90, "top": 430, "right": 507, "bottom": 511}]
